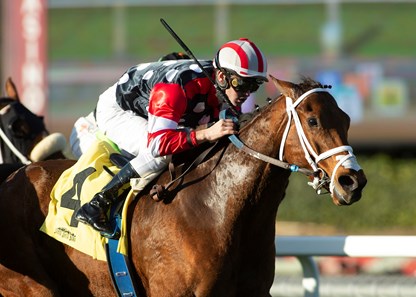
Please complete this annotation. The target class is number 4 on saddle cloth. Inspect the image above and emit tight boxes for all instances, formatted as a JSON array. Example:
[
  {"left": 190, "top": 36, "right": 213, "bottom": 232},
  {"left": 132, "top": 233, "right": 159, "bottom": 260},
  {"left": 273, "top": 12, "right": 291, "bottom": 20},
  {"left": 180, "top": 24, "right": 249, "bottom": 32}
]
[{"left": 40, "top": 137, "right": 142, "bottom": 261}]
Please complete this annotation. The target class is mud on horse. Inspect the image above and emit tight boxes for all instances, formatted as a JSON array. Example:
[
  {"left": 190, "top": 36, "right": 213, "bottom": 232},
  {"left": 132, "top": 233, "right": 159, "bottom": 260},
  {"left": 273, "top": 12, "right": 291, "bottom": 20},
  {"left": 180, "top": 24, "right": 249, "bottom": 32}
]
[
  {"left": 0, "top": 75, "right": 366, "bottom": 297},
  {"left": 0, "top": 77, "right": 67, "bottom": 183}
]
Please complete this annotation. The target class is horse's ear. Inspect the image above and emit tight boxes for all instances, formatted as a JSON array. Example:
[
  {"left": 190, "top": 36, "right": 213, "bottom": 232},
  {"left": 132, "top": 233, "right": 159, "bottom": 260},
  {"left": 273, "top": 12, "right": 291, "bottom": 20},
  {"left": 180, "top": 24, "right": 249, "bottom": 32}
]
[
  {"left": 269, "top": 74, "right": 296, "bottom": 99},
  {"left": 5, "top": 77, "right": 20, "bottom": 101}
]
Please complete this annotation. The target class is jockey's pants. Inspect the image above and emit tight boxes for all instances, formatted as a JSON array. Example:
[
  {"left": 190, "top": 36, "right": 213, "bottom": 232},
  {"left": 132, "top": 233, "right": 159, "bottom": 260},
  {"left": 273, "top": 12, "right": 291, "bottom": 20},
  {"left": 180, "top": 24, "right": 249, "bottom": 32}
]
[{"left": 70, "top": 83, "right": 170, "bottom": 178}]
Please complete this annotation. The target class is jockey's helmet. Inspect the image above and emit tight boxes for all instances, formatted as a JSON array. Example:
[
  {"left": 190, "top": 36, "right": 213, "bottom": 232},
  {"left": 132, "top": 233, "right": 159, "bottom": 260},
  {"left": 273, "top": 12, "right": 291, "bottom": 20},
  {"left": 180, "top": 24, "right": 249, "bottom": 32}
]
[{"left": 214, "top": 38, "right": 268, "bottom": 82}]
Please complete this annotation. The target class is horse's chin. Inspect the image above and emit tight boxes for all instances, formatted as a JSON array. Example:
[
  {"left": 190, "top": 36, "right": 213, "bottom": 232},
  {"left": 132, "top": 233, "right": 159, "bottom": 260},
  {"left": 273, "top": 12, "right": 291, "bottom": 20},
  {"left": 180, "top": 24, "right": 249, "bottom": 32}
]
[
  {"left": 331, "top": 187, "right": 362, "bottom": 206},
  {"left": 30, "top": 133, "right": 67, "bottom": 162}
]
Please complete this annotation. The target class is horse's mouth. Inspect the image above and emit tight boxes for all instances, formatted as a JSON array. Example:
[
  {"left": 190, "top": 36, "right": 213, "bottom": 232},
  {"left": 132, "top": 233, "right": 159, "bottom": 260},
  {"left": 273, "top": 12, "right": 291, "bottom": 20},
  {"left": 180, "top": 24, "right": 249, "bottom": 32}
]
[{"left": 332, "top": 189, "right": 362, "bottom": 206}]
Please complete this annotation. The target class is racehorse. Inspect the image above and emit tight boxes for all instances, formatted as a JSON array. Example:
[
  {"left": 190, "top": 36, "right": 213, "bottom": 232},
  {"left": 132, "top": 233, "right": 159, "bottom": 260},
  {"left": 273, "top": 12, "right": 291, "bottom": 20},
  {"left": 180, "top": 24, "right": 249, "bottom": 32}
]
[
  {"left": 0, "top": 77, "right": 67, "bottom": 183},
  {"left": 0, "top": 75, "right": 367, "bottom": 297}
]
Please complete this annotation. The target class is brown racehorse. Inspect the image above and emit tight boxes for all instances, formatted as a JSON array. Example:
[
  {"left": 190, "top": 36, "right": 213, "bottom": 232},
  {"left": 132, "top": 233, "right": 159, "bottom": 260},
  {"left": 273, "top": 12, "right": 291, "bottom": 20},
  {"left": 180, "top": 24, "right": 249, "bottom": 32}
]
[
  {"left": 0, "top": 76, "right": 367, "bottom": 297},
  {"left": 0, "top": 78, "right": 67, "bottom": 183}
]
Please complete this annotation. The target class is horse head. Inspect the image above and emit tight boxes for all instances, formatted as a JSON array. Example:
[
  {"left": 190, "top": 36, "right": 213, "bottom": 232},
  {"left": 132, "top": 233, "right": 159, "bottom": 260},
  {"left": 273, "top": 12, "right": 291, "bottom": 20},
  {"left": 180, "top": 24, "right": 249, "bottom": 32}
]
[
  {"left": 268, "top": 75, "right": 367, "bottom": 206},
  {"left": 0, "top": 77, "right": 67, "bottom": 164}
]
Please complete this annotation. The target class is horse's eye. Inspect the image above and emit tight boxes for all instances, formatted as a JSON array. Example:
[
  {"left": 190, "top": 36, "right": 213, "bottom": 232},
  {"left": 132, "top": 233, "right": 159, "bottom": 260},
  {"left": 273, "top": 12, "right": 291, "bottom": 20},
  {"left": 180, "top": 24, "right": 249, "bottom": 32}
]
[
  {"left": 308, "top": 118, "right": 318, "bottom": 127},
  {"left": 10, "top": 119, "right": 31, "bottom": 138}
]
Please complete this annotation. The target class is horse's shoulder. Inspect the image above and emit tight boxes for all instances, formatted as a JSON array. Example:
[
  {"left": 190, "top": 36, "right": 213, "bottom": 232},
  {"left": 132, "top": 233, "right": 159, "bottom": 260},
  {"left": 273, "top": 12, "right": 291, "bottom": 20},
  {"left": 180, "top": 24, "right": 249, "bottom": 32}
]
[
  {"left": 16, "top": 159, "right": 76, "bottom": 184},
  {"left": 25, "top": 159, "right": 74, "bottom": 171}
]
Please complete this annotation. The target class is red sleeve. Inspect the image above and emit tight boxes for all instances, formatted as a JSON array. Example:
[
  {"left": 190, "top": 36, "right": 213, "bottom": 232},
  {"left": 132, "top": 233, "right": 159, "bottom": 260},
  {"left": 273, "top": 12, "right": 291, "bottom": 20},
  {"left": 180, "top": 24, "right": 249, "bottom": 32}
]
[
  {"left": 147, "top": 83, "right": 197, "bottom": 157},
  {"left": 183, "top": 76, "right": 221, "bottom": 120}
]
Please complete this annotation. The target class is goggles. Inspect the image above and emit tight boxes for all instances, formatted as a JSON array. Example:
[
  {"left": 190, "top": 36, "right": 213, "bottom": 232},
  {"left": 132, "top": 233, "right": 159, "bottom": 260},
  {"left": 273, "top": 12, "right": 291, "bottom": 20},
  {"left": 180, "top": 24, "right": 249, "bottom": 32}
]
[{"left": 227, "top": 75, "right": 262, "bottom": 93}]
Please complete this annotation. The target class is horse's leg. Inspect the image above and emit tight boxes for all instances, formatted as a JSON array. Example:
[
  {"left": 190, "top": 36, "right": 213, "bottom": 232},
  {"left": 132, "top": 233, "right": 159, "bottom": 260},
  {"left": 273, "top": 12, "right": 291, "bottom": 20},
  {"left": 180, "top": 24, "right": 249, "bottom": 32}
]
[{"left": 0, "top": 263, "right": 54, "bottom": 297}]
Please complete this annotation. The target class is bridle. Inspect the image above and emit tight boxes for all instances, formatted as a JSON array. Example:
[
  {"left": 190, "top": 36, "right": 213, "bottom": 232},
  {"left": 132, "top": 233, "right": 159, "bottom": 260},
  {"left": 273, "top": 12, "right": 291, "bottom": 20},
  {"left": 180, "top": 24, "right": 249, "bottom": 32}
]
[
  {"left": 279, "top": 88, "right": 361, "bottom": 195},
  {"left": 0, "top": 125, "right": 31, "bottom": 164},
  {"left": 220, "top": 88, "right": 361, "bottom": 195},
  {"left": 0, "top": 99, "right": 36, "bottom": 164}
]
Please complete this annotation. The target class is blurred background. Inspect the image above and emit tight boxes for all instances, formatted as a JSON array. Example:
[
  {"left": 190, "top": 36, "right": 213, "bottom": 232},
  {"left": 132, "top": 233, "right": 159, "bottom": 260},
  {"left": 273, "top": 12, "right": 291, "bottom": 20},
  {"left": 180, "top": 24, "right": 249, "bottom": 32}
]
[{"left": 2, "top": 0, "right": 416, "bottom": 292}]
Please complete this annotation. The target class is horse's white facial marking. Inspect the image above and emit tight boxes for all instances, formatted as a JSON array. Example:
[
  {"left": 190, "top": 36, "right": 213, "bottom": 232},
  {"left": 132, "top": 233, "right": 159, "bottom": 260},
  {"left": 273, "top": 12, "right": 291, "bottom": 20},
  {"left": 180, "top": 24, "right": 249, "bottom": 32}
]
[{"left": 0, "top": 105, "right": 11, "bottom": 115}]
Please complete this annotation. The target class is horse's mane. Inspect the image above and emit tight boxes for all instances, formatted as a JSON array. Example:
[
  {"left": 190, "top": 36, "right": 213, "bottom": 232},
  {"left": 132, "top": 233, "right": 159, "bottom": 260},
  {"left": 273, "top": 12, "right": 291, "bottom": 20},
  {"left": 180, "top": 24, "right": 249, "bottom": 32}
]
[{"left": 296, "top": 76, "right": 326, "bottom": 96}]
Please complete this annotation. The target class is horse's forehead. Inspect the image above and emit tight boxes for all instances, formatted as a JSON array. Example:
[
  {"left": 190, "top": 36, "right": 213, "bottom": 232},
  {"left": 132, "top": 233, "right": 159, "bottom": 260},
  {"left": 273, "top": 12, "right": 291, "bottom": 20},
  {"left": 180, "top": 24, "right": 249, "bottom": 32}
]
[
  {"left": 302, "top": 92, "right": 338, "bottom": 111},
  {"left": 1, "top": 101, "right": 45, "bottom": 131},
  {"left": 8, "top": 101, "right": 40, "bottom": 119},
  {"left": 0, "top": 97, "right": 15, "bottom": 112},
  {"left": 296, "top": 92, "right": 349, "bottom": 126}
]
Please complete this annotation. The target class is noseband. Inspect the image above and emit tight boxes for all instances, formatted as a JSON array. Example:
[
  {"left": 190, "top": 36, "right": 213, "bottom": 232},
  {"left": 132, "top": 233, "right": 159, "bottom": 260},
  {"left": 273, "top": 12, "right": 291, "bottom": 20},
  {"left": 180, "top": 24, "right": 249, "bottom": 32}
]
[{"left": 221, "top": 88, "right": 361, "bottom": 195}]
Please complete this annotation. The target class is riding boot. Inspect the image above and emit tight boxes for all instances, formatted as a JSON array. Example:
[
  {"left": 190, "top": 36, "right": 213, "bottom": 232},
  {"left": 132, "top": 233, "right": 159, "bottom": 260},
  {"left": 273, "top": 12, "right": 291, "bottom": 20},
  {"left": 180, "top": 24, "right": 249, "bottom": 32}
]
[{"left": 75, "top": 162, "right": 139, "bottom": 234}]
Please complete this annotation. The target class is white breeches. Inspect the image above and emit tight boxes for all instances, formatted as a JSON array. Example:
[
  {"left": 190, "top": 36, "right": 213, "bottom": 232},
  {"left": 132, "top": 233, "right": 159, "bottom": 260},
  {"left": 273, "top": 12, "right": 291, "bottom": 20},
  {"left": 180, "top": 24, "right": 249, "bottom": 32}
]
[{"left": 70, "top": 83, "right": 170, "bottom": 177}]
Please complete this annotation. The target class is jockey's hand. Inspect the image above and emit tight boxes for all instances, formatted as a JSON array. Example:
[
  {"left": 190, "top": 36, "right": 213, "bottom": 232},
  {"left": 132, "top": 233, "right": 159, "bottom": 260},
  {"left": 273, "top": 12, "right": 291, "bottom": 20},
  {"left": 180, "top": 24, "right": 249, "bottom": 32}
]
[{"left": 195, "top": 119, "right": 237, "bottom": 144}]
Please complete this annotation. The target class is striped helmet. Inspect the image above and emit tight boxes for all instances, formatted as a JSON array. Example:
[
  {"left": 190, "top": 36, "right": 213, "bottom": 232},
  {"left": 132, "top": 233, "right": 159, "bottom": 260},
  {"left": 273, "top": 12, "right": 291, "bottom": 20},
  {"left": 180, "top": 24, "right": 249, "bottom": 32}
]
[{"left": 214, "top": 38, "right": 268, "bottom": 81}]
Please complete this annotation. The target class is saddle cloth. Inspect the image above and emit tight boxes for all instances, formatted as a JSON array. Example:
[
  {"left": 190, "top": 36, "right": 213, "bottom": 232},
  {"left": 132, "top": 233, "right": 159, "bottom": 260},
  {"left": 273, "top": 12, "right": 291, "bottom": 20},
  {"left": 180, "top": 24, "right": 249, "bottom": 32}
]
[{"left": 40, "top": 139, "right": 134, "bottom": 261}]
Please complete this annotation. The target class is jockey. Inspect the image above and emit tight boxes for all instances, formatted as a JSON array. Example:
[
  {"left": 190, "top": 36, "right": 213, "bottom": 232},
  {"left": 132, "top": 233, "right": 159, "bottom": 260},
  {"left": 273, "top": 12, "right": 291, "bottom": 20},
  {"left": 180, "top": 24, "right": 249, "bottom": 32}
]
[{"left": 72, "top": 38, "right": 268, "bottom": 235}]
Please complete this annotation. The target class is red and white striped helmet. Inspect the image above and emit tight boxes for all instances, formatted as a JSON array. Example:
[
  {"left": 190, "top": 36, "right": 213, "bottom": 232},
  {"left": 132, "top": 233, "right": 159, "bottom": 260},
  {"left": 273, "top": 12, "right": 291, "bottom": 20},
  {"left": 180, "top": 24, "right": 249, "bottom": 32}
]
[{"left": 214, "top": 38, "right": 268, "bottom": 81}]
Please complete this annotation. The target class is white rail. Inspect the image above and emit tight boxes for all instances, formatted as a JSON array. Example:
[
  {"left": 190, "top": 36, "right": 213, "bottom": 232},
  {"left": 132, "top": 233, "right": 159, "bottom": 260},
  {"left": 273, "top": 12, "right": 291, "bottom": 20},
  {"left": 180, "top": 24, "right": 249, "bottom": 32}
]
[{"left": 274, "top": 236, "right": 416, "bottom": 297}]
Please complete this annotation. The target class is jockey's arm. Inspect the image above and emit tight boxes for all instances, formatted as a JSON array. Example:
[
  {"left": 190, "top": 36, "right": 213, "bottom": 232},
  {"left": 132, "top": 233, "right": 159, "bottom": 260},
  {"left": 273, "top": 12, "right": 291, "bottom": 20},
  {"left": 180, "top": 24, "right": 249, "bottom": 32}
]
[{"left": 147, "top": 83, "right": 236, "bottom": 157}]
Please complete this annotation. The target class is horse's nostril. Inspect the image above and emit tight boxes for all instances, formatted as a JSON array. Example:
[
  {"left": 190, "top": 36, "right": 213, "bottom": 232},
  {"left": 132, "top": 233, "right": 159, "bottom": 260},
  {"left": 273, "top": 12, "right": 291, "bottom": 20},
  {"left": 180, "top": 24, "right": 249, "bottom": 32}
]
[{"left": 338, "top": 175, "right": 357, "bottom": 190}]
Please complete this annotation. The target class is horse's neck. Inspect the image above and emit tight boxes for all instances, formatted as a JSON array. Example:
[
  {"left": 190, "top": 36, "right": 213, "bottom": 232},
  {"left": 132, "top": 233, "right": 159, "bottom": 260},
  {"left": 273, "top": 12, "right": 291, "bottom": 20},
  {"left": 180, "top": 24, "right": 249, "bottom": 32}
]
[
  {"left": 204, "top": 98, "right": 289, "bottom": 231},
  {"left": 239, "top": 98, "right": 287, "bottom": 156}
]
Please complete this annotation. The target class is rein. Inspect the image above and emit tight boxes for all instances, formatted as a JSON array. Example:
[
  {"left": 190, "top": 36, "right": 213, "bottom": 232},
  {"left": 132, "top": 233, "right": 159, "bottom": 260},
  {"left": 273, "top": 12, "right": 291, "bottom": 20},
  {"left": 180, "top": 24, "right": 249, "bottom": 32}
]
[
  {"left": 219, "top": 109, "right": 313, "bottom": 176},
  {"left": 221, "top": 88, "right": 361, "bottom": 196},
  {"left": 150, "top": 141, "right": 220, "bottom": 201}
]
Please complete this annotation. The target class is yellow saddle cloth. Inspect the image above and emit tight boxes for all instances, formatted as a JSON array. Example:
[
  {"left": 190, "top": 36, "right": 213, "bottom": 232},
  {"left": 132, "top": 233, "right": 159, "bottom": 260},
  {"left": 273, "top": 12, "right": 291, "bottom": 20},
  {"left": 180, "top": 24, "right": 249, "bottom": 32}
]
[{"left": 40, "top": 139, "right": 133, "bottom": 261}]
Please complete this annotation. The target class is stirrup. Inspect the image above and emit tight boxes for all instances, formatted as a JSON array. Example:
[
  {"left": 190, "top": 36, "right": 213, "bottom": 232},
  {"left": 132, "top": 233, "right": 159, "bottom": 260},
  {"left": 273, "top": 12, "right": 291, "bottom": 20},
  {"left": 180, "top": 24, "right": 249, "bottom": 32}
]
[
  {"left": 102, "top": 199, "right": 127, "bottom": 239},
  {"left": 100, "top": 228, "right": 120, "bottom": 239}
]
